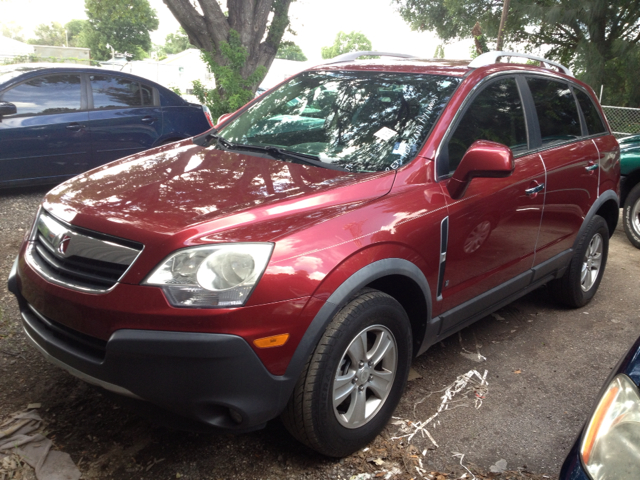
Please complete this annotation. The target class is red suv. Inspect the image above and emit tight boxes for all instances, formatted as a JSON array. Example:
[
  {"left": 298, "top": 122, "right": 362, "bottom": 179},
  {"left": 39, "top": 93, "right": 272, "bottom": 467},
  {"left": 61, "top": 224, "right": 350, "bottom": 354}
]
[{"left": 8, "top": 51, "right": 620, "bottom": 457}]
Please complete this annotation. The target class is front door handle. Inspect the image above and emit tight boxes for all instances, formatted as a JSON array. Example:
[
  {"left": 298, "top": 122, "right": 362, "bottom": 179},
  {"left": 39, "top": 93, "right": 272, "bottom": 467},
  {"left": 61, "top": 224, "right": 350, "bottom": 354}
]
[
  {"left": 66, "top": 123, "right": 86, "bottom": 131},
  {"left": 525, "top": 182, "right": 545, "bottom": 196},
  {"left": 141, "top": 116, "right": 156, "bottom": 124}
]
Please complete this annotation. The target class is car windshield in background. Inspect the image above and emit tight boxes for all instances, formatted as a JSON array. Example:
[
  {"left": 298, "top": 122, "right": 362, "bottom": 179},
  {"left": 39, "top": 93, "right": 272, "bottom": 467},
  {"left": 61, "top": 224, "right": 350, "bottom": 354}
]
[{"left": 220, "top": 70, "right": 461, "bottom": 172}]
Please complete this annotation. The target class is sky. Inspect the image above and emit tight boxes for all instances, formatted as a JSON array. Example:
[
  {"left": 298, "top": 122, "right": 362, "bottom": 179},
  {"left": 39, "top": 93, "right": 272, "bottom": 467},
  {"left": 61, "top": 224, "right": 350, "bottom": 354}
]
[{"left": 0, "top": 0, "right": 473, "bottom": 61}]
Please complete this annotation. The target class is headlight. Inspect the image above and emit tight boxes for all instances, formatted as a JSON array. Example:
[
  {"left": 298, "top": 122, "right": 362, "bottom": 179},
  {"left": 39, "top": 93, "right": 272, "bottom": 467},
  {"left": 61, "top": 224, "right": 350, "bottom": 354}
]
[
  {"left": 144, "top": 243, "right": 273, "bottom": 308},
  {"left": 580, "top": 374, "right": 640, "bottom": 480}
]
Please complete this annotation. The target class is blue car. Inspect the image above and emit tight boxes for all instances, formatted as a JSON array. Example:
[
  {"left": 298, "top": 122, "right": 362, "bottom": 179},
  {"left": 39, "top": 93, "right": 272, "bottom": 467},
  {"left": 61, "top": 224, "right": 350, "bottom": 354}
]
[
  {"left": 560, "top": 334, "right": 640, "bottom": 479},
  {"left": 0, "top": 64, "right": 213, "bottom": 188}
]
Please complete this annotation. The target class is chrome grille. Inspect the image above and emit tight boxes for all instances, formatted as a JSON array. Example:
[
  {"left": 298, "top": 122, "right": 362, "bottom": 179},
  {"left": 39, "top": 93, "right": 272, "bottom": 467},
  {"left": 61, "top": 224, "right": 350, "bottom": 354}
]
[{"left": 28, "top": 211, "right": 143, "bottom": 292}]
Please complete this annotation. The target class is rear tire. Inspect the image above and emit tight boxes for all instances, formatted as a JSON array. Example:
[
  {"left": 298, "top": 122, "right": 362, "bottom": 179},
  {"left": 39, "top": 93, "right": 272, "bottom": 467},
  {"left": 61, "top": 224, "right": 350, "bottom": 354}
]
[
  {"left": 623, "top": 183, "right": 640, "bottom": 249},
  {"left": 549, "top": 215, "right": 609, "bottom": 308},
  {"left": 281, "top": 289, "right": 411, "bottom": 457}
]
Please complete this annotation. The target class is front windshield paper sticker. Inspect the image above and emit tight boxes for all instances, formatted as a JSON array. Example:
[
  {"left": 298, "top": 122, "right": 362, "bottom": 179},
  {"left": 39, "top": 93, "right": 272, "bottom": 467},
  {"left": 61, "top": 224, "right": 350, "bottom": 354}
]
[
  {"left": 374, "top": 126, "right": 398, "bottom": 142},
  {"left": 392, "top": 141, "right": 409, "bottom": 156}
]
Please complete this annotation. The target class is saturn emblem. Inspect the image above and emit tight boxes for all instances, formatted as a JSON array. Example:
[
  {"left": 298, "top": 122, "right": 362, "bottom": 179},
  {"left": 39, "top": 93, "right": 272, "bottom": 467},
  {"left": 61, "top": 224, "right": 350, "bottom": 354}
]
[{"left": 53, "top": 233, "right": 72, "bottom": 257}]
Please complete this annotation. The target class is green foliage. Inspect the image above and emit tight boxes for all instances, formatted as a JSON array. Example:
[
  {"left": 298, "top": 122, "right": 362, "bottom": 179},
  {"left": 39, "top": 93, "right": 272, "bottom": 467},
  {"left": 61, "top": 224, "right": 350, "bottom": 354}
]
[
  {"left": 83, "top": 0, "right": 159, "bottom": 61},
  {"left": 2, "top": 54, "right": 99, "bottom": 66},
  {"left": 394, "top": 0, "right": 640, "bottom": 106},
  {"left": 276, "top": 41, "right": 307, "bottom": 61},
  {"left": 1, "top": 22, "right": 26, "bottom": 42},
  {"left": 28, "top": 22, "right": 67, "bottom": 46},
  {"left": 164, "top": 28, "right": 192, "bottom": 55},
  {"left": 194, "top": 30, "right": 267, "bottom": 119},
  {"left": 65, "top": 20, "right": 90, "bottom": 47},
  {"left": 321, "top": 31, "right": 373, "bottom": 59},
  {"left": 168, "top": 85, "right": 182, "bottom": 96},
  {"left": 433, "top": 44, "right": 445, "bottom": 58}
]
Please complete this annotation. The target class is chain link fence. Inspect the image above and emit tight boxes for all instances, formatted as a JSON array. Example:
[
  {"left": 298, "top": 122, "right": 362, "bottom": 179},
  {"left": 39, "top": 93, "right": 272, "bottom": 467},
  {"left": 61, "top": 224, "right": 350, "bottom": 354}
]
[{"left": 602, "top": 106, "right": 640, "bottom": 139}]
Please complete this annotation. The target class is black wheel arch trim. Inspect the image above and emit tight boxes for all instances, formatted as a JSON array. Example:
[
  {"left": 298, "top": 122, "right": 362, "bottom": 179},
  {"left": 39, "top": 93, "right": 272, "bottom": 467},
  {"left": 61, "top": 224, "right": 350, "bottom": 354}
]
[
  {"left": 282, "top": 258, "right": 433, "bottom": 386},
  {"left": 574, "top": 190, "right": 619, "bottom": 247}
]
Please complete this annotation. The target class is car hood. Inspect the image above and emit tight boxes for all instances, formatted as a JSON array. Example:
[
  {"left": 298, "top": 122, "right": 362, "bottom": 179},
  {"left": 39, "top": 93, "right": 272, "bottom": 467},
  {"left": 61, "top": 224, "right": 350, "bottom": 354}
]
[{"left": 43, "top": 141, "right": 396, "bottom": 244}]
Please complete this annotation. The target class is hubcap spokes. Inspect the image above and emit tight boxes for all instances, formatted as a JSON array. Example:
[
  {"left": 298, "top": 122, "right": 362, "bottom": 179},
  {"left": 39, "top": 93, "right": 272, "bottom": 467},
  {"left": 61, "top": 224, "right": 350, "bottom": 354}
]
[
  {"left": 333, "top": 325, "right": 397, "bottom": 429},
  {"left": 581, "top": 233, "right": 603, "bottom": 292},
  {"left": 632, "top": 198, "right": 640, "bottom": 234}
]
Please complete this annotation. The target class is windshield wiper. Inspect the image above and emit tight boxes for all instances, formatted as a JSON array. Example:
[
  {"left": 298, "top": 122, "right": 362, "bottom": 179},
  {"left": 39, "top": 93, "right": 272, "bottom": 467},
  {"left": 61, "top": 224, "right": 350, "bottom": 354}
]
[
  {"left": 194, "top": 133, "right": 348, "bottom": 171},
  {"left": 192, "top": 130, "right": 235, "bottom": 150},
  {"left": 230, "top": 144, "right": 348, "bottom": 171}
]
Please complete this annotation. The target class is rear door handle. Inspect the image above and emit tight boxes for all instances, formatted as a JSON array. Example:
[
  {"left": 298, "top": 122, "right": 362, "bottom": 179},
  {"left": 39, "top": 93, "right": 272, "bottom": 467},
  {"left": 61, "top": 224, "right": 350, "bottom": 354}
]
[
  {"left": 66, "top": 123, "right": 85, "bottom": 131},
  {"left": 525, "top": 183, "right": 545, "bottom": 196},
  {"left": 141, "top": 116, "right": 156, "bottom": 124},
  {"left": 585, "top": 162, "right": 598, "bottom": 171}
]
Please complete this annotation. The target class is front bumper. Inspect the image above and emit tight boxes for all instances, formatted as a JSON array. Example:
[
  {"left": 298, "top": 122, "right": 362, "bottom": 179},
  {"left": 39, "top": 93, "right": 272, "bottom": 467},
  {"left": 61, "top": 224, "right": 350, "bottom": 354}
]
[{"left": 8, "top": 256, "right": 299, "bottom": 431}]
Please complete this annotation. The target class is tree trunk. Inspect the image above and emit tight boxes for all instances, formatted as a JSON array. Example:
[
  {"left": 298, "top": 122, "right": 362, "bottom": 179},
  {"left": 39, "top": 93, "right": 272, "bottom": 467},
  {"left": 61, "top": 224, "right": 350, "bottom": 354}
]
[
  {"left": 163, "top": 0, "right": 293, "bottom": 93},
  {"left": 496, "top": 0, "right": 510, "bottom": 51}
]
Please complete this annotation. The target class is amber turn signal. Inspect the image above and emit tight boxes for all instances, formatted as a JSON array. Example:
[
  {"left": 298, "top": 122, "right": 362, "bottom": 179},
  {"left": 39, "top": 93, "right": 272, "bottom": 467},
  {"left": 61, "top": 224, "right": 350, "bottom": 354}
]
[{"left": 253, "top": 334, "right": 290, "bottom": 348}]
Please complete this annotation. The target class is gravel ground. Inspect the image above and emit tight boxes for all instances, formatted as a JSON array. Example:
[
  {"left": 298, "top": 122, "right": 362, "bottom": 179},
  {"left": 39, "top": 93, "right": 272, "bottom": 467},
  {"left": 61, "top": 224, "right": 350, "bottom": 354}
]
[{"left": 1, "top": 184, "right": 639, "bottom": 480}]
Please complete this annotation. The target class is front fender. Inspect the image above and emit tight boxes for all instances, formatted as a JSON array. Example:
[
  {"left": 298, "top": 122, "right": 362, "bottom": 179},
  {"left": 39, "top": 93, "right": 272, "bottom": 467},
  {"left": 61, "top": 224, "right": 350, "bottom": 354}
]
[{"left": 276, "top": 252, "right": 434, "bottom": 410}]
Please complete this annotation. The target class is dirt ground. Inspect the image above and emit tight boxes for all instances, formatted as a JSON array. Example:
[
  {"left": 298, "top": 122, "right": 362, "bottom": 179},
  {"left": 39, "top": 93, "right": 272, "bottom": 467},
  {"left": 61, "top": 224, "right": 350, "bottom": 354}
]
[{"left": 1, "top": 185, "right": 639, "bottom": 480}]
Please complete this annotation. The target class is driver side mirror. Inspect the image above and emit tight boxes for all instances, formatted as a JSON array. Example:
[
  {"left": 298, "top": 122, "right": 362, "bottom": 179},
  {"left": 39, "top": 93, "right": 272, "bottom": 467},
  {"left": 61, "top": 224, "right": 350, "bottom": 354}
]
[
  {"left": 0, "top": 101, "right": 17, "bottom": 120},
  {"left": 446, "top": 140, "right": 515, "bottom": 199}
]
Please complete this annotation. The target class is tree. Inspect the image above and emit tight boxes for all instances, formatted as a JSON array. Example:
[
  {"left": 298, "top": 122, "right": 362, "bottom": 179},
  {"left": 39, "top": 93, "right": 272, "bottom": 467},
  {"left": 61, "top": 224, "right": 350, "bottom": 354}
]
[
  {"left": 28, "top": 22, "right": 67, "bottom": 46},
  {"left": 163, "top": 0, "right": 294, "bottom": 116},
  {"left": 164, "top": 27, "right": 192, "bottom": 55},
  {"left": 321, "top": 31, "right": 373, "bottom": 59},
  {"left": 1, "top": 22, "right": 26, "bottom": 42},
  {"left": 65, "top": 19, "right": 90, "bottom": 48},
  {"left": 393, "top": 0, "right": 640, "bottom": 106},
  {"left": 83, "top": 0, "right": 159, "bottom": 61},
  {"left": 433, "top": 45, "right": 445, "bottom": 58},
  {"left": 276, "top": 40, "right": 307, "bottom": 61}
]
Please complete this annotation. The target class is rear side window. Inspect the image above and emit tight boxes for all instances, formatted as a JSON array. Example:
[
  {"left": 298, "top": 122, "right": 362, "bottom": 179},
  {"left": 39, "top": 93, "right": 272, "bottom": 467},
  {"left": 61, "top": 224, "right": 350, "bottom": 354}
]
[
  {"left": 527, "top": 77, "right": 581, "bottom": 146},
  {"left": 91, "top": 75, "right": 144, "bottom": 109},
  {"left": 575, "top": 89, "right": 607, "bottom": 135},
  {"left": 0, "top": 74, "right": 82, "bottom": 116},
  {"left": 447, "top": 77, "right": 527, "bottom": 173}
]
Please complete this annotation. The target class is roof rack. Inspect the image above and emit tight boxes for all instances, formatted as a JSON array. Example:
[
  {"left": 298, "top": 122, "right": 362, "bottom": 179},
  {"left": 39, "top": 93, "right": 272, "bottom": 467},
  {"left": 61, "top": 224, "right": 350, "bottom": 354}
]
[
  {"left": 468, "top": 51, "right": 573, "bottom": 77},
  {"left": 324, "top": 51, "right": 416, "bottom": 64}
]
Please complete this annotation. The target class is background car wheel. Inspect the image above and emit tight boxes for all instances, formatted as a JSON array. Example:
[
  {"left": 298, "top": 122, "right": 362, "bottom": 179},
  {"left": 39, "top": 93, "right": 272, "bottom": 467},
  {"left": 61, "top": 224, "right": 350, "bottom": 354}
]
[
  {"left": 549, "top": 215, "right": 609, "bottom": 308},
  {"left": 281, "top": 289, "right": 412, "bottom": 457},
  {"left": 623, "top": 183, "right": 640, "bottom": 249}
]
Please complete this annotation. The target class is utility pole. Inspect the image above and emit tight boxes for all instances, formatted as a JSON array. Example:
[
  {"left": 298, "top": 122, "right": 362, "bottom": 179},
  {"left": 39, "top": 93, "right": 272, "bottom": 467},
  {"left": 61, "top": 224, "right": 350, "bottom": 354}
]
[{"left": 496, "top": 0, "right": 510, "bottom": 51}]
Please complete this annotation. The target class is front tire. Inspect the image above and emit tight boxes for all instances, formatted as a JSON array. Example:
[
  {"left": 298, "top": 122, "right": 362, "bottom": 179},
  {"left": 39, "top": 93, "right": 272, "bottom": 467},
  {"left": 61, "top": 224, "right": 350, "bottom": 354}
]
[
  {"left": 549, "top": 215, "right": 609, "bottom": 307},
  {"left": 623, "top": 183, "right": 640, "bottom": 249},
  {"left": 281, "top": 289, "right": 412, "bottom": 457}
]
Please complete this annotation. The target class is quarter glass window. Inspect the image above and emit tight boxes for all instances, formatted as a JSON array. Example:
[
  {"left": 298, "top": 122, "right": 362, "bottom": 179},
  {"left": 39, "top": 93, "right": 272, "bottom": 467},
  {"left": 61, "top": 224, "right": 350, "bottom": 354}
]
[
  {"left": 141, "top": 83, "right": 153, "bottom": 105},
  {"left": 91, "top": 75, "right": 142, "bottom": 109},
  {"left": 527, "top": 77, "right": 581, "bottom": 146},
  {"left": 447, "top": 77, "right": 527, "bottom": 173},
  {"left": 0, "top": 74, "right": 82, "bottom": 116},
  {"left": 575, "top": 89, "right": 607, "bottom": 135}
]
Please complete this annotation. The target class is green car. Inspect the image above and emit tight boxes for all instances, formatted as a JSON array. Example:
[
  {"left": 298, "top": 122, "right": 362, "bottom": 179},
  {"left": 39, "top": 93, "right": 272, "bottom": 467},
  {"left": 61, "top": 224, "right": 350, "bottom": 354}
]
[{"left": 620, "top": 134, "right": 640, "bottom": 248}]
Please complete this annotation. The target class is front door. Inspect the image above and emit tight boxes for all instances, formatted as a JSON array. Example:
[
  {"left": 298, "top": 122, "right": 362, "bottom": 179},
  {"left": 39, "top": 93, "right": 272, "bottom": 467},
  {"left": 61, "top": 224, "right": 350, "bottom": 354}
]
[
  {"left": 0, "top": 73, "right": 90, "bottom": 185},
  {"left": 435, "top": 76, "right": 545, "bottom": 330}
]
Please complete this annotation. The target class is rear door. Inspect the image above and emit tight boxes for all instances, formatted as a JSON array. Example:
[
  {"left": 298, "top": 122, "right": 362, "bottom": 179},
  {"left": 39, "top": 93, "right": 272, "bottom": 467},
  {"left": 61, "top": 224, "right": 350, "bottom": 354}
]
[
  {"left": 0, "top": 73, "right": 90, "bottom": 185},
  {"left": 86, "top": 74, "right": 163, "bottom": 167},
  {"left": 524, "top": 77, "right": 601, "bottom": 265}
]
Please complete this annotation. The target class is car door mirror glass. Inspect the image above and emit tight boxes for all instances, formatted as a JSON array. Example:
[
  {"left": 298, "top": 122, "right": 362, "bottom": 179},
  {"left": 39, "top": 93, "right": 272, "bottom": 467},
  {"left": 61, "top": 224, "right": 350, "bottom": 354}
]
[
  {"left": 447, "top": 140, "right": 515, "bottom": 199},
  {"left": 0, "top": 101, "right": 17, "bottom": 117}
]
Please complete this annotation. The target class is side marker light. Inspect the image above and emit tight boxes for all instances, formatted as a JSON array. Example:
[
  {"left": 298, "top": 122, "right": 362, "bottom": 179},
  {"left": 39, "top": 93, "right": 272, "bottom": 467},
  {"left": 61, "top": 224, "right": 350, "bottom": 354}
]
[{"left": 253, "top": 334, "right": 290, "bottom": 349}]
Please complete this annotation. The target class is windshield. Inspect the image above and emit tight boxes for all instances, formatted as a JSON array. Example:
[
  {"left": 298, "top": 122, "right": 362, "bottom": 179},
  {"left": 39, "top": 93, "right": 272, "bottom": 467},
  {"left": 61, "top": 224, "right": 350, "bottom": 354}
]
[{"left": 220, "top": 70, "right": 460, "bottom": 172}]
